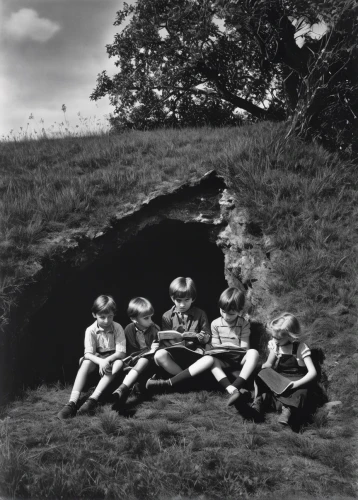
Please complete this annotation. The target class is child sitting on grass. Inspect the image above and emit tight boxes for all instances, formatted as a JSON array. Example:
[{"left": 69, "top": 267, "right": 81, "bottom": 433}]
[
  {"left": 112, "top": 297, "right": 160, "bottom": 410},
  {"left": 252, "top": 312, "right": 317, "bottom": 426},
  {"left": 147, "top": 287, "right": 259, "bottom": 411},
  {"left": 203, "top": 287, "right": 259, "bottom": 407},
  {"left": 146, "top": 277, "right": 211, "bottom": 390},
  {"left": 57, "top": 295, "right": 126, "bottom": 419}
]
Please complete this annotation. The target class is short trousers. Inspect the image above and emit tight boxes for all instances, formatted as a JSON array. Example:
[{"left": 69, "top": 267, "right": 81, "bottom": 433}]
[{"left": 157, "top": 345, "right": 204, "bottom": 369}]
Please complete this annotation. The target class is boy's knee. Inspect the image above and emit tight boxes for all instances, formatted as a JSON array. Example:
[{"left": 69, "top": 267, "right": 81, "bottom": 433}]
[
  {"left": 154, "top": 349, "right": 169, "bottom": 365},
  {"left": 247, "top": 349, "right": 259, "bottom": 362},
  {"left": 80, "top": 358, "right": 96, "bottom": 369},
  {"left": 135, "top": 358, "right": 149, "bottom": 371},
  {"left": 202, "top": 356, "right": 215, "bottom": 368},
  {"left": 112, "top": 359, "right": 124, "bottom": 372},
  {"left": 212, "top": 357, "right": 223, "bottom": 368}
]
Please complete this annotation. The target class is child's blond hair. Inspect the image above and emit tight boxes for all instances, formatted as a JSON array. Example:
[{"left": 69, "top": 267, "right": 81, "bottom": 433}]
[{"left": 268, "top": 312, "right": 301, "bottom": 341}]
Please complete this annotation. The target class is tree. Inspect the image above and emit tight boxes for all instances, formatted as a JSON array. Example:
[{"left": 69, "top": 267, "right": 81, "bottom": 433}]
[{"left": 91, "top": 0, "right": 358, "bottom": 152}]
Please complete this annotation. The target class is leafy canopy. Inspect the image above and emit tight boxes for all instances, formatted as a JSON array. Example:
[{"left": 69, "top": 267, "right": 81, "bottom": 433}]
[{"left": 91, "top": 0, "right": 358, "bottom": 153}]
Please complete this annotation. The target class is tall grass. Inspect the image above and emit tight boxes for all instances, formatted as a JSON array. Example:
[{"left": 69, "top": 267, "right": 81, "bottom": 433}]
[
  {"left": 0, "top": 128, "right": 236, "bottom": 264},
  {"left": 0, "top": 123, "right": 357, "bottom": 498},
  {"left": 0, "top": 126, "right": 239, "bottom": 325}
]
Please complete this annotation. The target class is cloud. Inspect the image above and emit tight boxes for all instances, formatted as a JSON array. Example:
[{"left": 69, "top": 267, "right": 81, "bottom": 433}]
[{"left": 4, "top": 8, "right": 61, "bottom": 42}]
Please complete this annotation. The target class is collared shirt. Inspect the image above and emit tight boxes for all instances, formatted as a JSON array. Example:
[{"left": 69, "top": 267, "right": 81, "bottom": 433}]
[
  {"left": 162, "top": 305, "right": 211, "bottom": 343},
  {"left": 84, "top": 320, "right": 126, "bottom": 355},
  {"left": 124, "top": 322, "right": 160, "bottom": 355},
  {"left": 135, "top": 326, "right": 148, "bottom": 349},
  {"left": 268, "top": 339, "right": 311, "bottom": 367},
  {"left": 211, "top": 316, "right": 251, "bottom": 349}
]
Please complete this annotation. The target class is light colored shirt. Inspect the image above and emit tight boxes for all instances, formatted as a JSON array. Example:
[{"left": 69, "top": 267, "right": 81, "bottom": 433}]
[
  {"left": 211, "top": 316, "right": 251, "bottom": 349},
  {"left": 268, "top": 339, "right": 311, "bottom": 367},
  {"left": 84, "top": 320, "right": 126, "bottom": 355}
]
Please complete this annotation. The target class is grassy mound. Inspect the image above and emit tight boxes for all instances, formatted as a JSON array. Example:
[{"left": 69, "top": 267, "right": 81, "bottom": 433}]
[{"left": 0, "top": 123, "right": 357, "bottom": 498}]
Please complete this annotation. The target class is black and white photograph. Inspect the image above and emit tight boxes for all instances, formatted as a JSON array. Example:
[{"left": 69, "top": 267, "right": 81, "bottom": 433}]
[{"left": 0, "top": 0, "right": 357, "bottom": 498}]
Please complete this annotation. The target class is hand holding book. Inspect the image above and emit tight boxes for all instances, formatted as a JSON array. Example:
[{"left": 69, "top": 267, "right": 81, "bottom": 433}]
[{"left": 257, "top": 368, "right": 295, "bottom": 396}]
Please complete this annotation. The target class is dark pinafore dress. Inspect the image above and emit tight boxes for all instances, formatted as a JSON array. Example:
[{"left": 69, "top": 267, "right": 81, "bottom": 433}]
[{"left": 262, "top": 342, "right": 309, "bottom": 409}]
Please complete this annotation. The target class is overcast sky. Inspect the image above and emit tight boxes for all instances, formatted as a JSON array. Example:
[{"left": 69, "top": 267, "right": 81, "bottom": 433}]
[
  {"left": 1, "top": 0, "right": 127, "bottom": 137},
  {"left": 0, "top": 1, "right": 326, "bottom": 139}
]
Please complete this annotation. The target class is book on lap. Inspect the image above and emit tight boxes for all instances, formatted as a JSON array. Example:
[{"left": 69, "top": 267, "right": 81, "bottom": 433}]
[
  {"left": 205, "top": 342, "right": 246, "bottom": 355},
  {"left": 257, "top": 367, "right": 294, "bottom": 395},
  {"left": 158, "top": 330, "right": 198, "bottom": 340}
]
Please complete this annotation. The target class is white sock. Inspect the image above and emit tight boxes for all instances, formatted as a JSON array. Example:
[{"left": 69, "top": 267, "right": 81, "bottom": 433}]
[
  {"left": 69, "top": 390, "right": 80, "bottom": 404},
  {"left": 90, "top": 389, "right": 102, "bottom": 401},
  {"left": 226, "top": 385, "right": 239, "bottom": 395}
]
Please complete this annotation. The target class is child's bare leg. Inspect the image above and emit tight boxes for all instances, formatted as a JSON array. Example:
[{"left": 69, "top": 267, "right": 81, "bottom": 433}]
[
  {"left": 91, "top": 360, "right": 124, "bottom": 400},
  {"left": 239, "top": 349, "right": 259, "bottom": 380},
  {"left": 187, "top": 356, "right": 214, "bottom": 376},
  {"left": 70, "top": 360, "right": 97, "bottom": 404},
  {"left": 211, "top": 358, "right": 238, "bottom": 395},
  {"left": 58, "top": 360, "right": 97, "bottom": 418},
  {"left": 112, "top": 358, "right": 150, "bottom": 408},
  {"left": 154, "top": 349, "right": 183, "bottom": 375},
  {"left": 123, "top": 358, "right": 150, "bottom": 388},
  {"left": 146, "top": 355, "right": 214, "bottom": 392},
  {"left": 168, "top": 355, "right": 214, "bottom": 386},
  {"left": 228, "top": 349, "right": 259, "bottom": 406},
  {"left": 112, "top": 359, "right": 125, "bottom": 375}
]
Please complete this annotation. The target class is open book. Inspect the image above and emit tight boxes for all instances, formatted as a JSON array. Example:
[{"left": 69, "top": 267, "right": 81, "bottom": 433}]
[
  {"left": 257, "top": 368, "right": 294, "bottom": 395},
  {"left": 158, "top": 330, "right": 198, "bottom": 341},
  {"left": 207, "top": 344, "right": 246, "bottom": 355}
]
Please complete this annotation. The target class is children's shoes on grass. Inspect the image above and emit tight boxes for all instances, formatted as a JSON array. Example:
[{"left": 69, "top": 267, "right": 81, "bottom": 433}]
[
  {"left": 278, "top": 405, "right": 291, "bottom": 425},
  {"left": 227, "top": 389, "right": 258, "bottom": 420},
  {"left": 227, "top": 389, "right": 242, "bottom": 407},
  {"left": 112, "top": 385, "right": 130, "bottom": 411},
  {"left": 146, "top": 378, "right": 171, "bottom": 394},
  {"left": 77, "top": 397, "right": 98, "bottom": 416},
  {"left": 251, "top": 396, "right": 263, "bottom": 414},
  {"left": 57, "top": 401, "right": 77, "bottom": 420},
  {"left": 249, "top": 397, "right": 265, "bottom": 422}
]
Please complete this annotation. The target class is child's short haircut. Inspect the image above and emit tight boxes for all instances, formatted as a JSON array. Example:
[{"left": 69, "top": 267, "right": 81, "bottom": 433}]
[
  {"left": 127, "top": 297, "right": 154, "bottom": 318},
  {"left": 219, "top": 287, "right": 245, "bottom": 312},
  {"left": 92, "top": 295, "right": 117, "bottom": 315},
  {"left": 269, "top": 312, "right": 301, "bottom": 341},
  {"left": 169, "top": 277, "right": 197, "bottom": 300}
]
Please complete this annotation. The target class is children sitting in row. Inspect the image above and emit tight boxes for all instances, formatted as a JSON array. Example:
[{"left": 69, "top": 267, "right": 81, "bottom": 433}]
[
  {"left": 146, "top": 285, "right": 259, "bottom": 410},
  {"left": 57, "top": 277, "right": 317, "bottom": 428}
]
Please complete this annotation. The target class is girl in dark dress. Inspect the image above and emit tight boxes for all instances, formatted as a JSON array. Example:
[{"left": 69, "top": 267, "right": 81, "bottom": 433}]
[{"left": 253, "top": 312, "right": 317, "bottom": 426}]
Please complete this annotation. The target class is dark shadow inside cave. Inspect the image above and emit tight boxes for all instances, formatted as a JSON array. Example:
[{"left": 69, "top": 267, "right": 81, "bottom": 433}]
[{"left": 26, "top": 220, "right": 227, "bottom": 385}]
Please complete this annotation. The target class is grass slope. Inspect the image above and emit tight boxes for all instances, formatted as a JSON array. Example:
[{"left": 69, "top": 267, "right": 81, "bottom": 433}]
[
  {"left": 0, "top": 127, "right": 238, "bottom": 321},
  {"left": 0, "top": 123, "right": 357, "bottom": 498},
  {"left": 0, "top": 385, "right": 356, "bottom": 499}
]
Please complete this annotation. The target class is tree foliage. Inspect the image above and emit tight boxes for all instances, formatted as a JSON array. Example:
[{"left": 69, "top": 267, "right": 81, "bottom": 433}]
[{"left": 91, "top": 0, "right": 358, "bottom": 153}]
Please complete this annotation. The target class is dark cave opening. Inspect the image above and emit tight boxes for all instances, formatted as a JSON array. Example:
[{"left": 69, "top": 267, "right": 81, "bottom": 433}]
[{"left": 26, "top": 220, "right": 228, "bottom": 384}]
